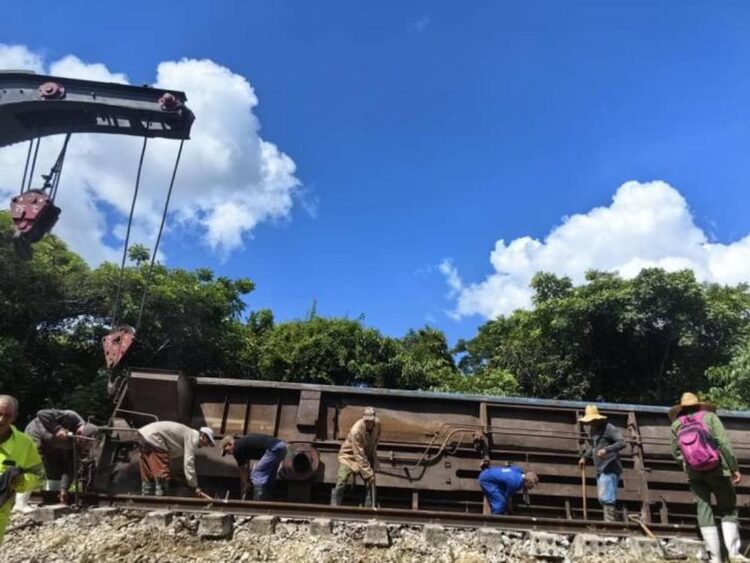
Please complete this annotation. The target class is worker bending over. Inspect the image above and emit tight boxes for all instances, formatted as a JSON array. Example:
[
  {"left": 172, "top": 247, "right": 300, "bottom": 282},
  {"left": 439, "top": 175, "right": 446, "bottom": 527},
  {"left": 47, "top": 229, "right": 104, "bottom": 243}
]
[
  {"left": 670, "top": 392, "right": 748, "bottom": 563},
  {"left": 331, "top": 406, "right": 380, "bottom": 507},
  {"left": 478, "top": 462, "right": 539, "bottom": 515},
  {"left": 137, "top": 421, "right": 215, "bottom": 497},
  {"left": 23, "top": 408, "right": 97, "bottom": 507},
  {"left": 0, "top": 395, "right": 44, "bottom": 543},
  {"left": 578, "top": 404, "right": 626, "bottom": 522},
  {"left": 220, "top": 433, "right": 287, "bottom": 500}
]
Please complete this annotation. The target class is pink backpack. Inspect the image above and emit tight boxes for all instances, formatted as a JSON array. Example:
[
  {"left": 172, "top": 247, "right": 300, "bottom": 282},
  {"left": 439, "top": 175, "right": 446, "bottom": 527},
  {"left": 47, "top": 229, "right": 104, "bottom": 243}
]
[{"left": 676, "top": 411, "right": 720, "bottom": 471}]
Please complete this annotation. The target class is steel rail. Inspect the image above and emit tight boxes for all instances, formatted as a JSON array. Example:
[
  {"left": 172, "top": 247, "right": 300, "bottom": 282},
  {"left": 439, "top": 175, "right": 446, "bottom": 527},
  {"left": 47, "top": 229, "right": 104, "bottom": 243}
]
[{"left": 82, "top": 492, "right": 698, "bottom": 538}]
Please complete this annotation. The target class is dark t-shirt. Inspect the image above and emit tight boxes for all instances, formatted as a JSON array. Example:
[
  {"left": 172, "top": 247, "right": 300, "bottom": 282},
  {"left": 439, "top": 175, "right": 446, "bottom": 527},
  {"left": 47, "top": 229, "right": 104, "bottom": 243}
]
[{"left": 233, "top": 434, "right": 282, "bottom": 466}]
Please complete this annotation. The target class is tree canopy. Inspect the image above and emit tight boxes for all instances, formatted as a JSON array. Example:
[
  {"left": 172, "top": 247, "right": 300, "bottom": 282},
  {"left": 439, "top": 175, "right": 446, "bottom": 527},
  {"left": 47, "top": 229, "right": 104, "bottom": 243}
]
[{"left": 456, "top": 269, "right": 750, "bottom": 405}]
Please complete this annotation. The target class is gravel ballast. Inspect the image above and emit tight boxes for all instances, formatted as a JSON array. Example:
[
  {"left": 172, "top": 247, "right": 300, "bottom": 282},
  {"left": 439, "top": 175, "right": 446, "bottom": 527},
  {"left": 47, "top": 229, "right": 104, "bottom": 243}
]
[{"left": 0, "top": 508, "right": 702, "bottom": 563}]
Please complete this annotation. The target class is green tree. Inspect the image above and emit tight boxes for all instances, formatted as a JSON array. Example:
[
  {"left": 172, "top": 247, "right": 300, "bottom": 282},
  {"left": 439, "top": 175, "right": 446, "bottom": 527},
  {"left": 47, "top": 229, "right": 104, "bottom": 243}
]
[
  {"left": 458, "top": 268, "right": 750, "bottom": 404},
  {"left": 705, "top": 340, "right": 750, "bottom": 410}
]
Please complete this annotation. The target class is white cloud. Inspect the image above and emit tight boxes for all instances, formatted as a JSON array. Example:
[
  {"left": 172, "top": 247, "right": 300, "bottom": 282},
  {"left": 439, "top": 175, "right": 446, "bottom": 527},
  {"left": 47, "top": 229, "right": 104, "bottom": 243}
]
[
  {"left": 0, "top": 45, "right": 300, "bottom": 263},
  {"left": 444, "top": 180, "right": 750, "bottom": 319},
  {"left": 412, "top": 15, "right": 431, "bottom": 33}
]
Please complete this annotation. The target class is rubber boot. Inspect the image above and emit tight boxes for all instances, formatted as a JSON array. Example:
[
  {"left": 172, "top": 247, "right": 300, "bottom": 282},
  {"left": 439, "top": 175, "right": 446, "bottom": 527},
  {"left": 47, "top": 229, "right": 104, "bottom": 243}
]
[
  {"left": 701, "top": 526, "right": 722, "bottom": 563},
  {"left": 12, "top": 491, "right": 35, "bottom": 513},
  {"left": 722, "top": 521, "right": 750, "bottom": 562},
  {"left": 154, "top": 478, "right": 169, "bottom": 497},
  {"left": 602, "top": 504, "right": 617, "bottom": 522},
  {"left": 330, "top": 486, "right": 345, "bottom": 506},
  {"left": 141, "top": 481, "right": 155, "bottom": 496},
  {"left": 364, "top": 486, "right": 373, "bottom": 508}
]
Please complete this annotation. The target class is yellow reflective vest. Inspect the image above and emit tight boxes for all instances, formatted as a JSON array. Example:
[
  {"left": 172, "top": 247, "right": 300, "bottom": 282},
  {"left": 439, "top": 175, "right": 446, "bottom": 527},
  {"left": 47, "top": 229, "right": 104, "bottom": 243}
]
[{"left": 0, "top": 425, "right": 44, "bottom": 543}]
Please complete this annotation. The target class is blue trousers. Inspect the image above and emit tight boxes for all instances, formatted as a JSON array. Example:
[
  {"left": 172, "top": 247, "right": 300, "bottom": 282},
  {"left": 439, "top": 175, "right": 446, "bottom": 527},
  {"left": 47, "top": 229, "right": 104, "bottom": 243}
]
[
  {"left": 478, "top": 475, "right": 512, "bottom": 515},
  {"left": 250, "top": 442, "right": 287, "bottom": 489},
  {"left": 597, "top": 472, "right": 618, "bottom": 506}
]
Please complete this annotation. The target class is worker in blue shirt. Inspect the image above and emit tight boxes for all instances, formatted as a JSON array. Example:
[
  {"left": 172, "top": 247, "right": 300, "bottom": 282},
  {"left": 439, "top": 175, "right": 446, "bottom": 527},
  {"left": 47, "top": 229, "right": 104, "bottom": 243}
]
[{"left": 478, "top": 462, "right": 539, "bottom": 515}]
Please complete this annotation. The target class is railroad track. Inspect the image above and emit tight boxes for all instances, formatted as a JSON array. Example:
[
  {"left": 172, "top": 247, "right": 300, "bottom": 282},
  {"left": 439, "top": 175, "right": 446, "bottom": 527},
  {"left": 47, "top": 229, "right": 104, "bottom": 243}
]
[{"left": 82, "top": 492, "right": 699, "bottom": 538}]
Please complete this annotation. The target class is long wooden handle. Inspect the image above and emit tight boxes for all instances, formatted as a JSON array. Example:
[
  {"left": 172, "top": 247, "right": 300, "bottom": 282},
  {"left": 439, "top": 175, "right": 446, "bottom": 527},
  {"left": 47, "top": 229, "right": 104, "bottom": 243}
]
[{"left": 580, "top": 465, "right": 588, "bottom": 520}]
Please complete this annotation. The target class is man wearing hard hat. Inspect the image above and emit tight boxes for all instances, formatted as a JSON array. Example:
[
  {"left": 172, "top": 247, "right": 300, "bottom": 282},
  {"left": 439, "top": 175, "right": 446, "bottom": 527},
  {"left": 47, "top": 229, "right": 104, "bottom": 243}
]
[{"left": 578, "top": 404, "right": 626, "bottom": 522}]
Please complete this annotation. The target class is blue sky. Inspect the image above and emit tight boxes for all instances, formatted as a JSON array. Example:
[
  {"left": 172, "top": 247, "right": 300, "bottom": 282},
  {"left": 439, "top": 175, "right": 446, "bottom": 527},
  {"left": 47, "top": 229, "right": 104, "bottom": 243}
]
[{"left": 3, "top": 2, "right": 750, "bottom": 345}]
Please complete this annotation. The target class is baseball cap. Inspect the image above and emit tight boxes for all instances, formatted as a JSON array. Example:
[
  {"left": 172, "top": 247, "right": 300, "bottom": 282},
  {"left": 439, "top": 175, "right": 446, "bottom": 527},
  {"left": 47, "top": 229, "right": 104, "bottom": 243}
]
[
  {"left": 199, "top": 426, "right": 216, "bottom": 446},
  {"left": 78, "top": 423, "right": 98, "bottom": 438}
]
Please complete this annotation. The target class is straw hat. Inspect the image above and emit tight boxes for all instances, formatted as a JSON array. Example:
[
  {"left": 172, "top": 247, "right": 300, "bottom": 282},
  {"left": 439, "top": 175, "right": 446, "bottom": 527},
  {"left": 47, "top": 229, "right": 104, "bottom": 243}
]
[
  {"left": 579, "top": 405, "right": 607, "bottom": 423},
  {"left": 668, "top": 392, "right": 716, "bottom": 421}
]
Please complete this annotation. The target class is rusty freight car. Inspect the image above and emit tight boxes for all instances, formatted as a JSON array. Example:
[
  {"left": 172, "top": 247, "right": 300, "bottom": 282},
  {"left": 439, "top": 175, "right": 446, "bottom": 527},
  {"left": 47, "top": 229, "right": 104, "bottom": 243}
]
[{"left": 95, "top": 369, "right": 750, "bottom": 531}]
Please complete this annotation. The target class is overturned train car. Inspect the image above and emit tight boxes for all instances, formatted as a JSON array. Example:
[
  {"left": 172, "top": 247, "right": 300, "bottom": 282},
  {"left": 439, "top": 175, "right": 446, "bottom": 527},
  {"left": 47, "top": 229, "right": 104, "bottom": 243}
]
[{"left": 95, "top": 369, "right": 750, "bottom": 530}]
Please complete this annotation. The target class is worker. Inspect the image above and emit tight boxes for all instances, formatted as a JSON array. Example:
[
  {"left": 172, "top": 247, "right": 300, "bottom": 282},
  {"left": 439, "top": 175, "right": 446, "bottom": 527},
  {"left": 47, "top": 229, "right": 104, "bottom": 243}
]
[
  {"left": 331, "top": 406, "right": 381, "bottom": 507},
  {"left": 137, "top": 421, "right": 215, "bottom": 497},
  {"left": 0, "top": 395, "right": 44, "bottom": 543},
  {"left": 669, "top": 392, "right": 749, "bottom": 563},
  {"left": 478, "top": 461, "right": 539, "bottom": 515},
  {"left": 220, "top": 433, "right": 287, "bottom": 501},
  {"left": 578, "top": 404, "right": 626, "bottom": 522},
  {"left": 23, "top": 409, "right": 97, "bottom": 506}
]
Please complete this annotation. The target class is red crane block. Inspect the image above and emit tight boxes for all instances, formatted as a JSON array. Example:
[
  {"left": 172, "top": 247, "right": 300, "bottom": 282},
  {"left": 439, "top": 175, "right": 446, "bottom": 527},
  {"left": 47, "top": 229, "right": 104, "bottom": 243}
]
[{"left": 102, "top": 326, "right": 136, "bottom": 370}]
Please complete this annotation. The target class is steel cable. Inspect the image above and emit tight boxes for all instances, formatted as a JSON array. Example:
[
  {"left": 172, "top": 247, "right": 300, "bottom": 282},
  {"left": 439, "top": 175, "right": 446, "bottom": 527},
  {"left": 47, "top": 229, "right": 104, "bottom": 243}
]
[
  {"left": 110, "top": 136, "right": 149, "bottom": 328},
  {"left": 135, "top": 138, "right": 185, "bottom": 332}
]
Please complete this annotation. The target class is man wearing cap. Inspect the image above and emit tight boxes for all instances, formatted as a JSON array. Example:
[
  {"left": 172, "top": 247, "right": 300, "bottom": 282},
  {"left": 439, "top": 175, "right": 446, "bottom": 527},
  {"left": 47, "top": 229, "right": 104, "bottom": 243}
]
[
  {"left": 669, "top": 392, "right": 747, "bottom": 563},
  {"left": 23, "top": 408, "right": 98, "bottom": 506},
  {"left": 478, "top": 461, "right": 539, "bottom": 515},
  {"left": 137, "top": 420, "right": 215, "bottom": 497},
  {"left": 577, "top": 405, "right": 626, "bottom": 522},
  {"left": 220, "top": 433, "right": 287, "bottom": 501},
  {"left": 0, "top": 395, "right": 44, "bottom": 543},
  {"left": 331, "top": 406, "right": 381, "bottom": 507}
]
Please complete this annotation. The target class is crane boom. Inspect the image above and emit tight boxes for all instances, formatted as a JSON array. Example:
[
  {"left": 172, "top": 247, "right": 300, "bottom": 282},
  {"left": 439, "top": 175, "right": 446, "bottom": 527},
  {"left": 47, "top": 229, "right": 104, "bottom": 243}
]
[{"left": 0, "top": 70, "right": 194, "bottom": 148}]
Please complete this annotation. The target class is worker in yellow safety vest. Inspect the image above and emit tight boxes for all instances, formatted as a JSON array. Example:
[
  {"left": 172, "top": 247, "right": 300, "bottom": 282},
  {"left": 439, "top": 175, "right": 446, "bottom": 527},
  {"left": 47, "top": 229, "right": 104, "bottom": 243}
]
[{"left": 0, "top": 395, "right": 45, "bottom": 543}]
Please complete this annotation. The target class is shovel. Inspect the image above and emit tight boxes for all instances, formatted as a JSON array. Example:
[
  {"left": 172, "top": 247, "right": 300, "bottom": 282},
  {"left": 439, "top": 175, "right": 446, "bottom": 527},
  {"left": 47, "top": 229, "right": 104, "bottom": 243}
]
[{"left": 627, "top": 515, "right": 687, "bottom": 560}]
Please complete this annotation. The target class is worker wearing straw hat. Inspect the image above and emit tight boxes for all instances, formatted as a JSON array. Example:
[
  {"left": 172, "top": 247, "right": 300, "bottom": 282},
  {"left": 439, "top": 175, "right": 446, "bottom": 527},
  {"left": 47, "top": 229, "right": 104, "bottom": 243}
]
[
  {"left": 669, "top": 392, "right": 747, "bottom": 563},
  {"left": 577, "top": 405, "right": 626, "bottom": 522}
]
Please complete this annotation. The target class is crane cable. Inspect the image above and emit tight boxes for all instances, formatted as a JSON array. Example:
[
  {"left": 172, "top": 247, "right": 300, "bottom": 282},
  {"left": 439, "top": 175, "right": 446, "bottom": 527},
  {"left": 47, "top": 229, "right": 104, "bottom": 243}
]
[
  {"left": 25, "top": 137, "right": 41, "bottom": 192},
  {"left": 19, "top": 138, "right": 34, "bottom": 195},
  {"left": 135, "top": 138, "right": 185, "bottom": 333},
  {"left": 48, "top": 132, "right": 72, "bottom": 203},
  {"left": 109, "top": 136, "right": 149, "bottom": 329}
]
